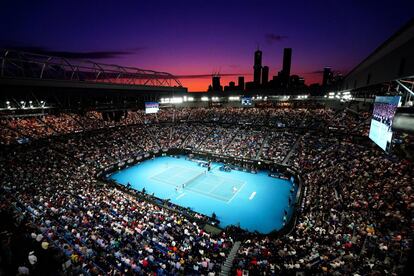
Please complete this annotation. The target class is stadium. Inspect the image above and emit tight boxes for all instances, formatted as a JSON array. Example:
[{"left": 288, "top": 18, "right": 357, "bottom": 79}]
[{"left": 1, "top": 2, "right": 414, "bottom": 276}]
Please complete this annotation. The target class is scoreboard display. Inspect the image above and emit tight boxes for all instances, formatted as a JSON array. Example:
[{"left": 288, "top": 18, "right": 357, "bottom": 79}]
[
  {"left": 241, "top": 96, "right": 252, "bottom": 106},
  {"left": 369, "top": 96, "right": 401, "bottom": 152},
  {"left": 145, "top": 102, "right": 159, "bottom": 114}
]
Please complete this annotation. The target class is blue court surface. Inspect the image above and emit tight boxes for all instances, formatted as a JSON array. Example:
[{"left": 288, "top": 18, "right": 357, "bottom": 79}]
[{"left": 109, "top": 156, "right": 296, "bottom": 234}]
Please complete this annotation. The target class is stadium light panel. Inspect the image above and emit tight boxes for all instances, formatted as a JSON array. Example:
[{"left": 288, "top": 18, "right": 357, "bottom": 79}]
[
  {"left": 170, "top": 97, "right": 183, "bottom": 104},
  {"left": 228, "top": 96, "right": 240, "bottom": 101}
]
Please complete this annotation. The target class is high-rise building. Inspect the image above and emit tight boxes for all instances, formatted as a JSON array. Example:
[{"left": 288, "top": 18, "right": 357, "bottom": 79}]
[
  {"left": 238, "top": 76, "right": 245, "bottom": 90},
  {"left": 282, "top": 48, "right": 292, "bottom": 87},
  {"left": 212, "top": 76, "right": 222, "bottom": 91},
  {"left": 253, "top": 49, "right": 262, "bottom": 84},
  {"left": 262, "top": 66, "right": 269, "bottom": 84},
  {"left": 224, "top": 81, "right": 236, "bottom": 92},
  {"left": 322, "top": 67, "right": 332, "bottom": 87},
  {"left": 290, "top": 75, "right": 305, "bottom": 88}
]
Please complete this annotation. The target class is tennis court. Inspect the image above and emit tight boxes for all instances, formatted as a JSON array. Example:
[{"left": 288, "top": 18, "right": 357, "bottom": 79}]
[
  {"left": 150, "top": 166, "right": 245, "bottom": 202},
  {"left": 109, "top": 155, "right": 297, "bottom": 234}
]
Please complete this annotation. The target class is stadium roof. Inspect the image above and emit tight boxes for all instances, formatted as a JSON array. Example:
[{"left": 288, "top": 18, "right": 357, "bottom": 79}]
[{"left": 341, "top": 18, "right": 414, "bottom": 91}]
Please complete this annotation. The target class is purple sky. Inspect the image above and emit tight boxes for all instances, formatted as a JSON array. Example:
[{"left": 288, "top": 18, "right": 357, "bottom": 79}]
[{"left": 1, "top": 0, "right": 413, "bottom": 91}]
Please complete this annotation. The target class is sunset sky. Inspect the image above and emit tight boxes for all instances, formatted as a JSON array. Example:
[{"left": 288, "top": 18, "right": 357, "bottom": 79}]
[{"left": 1, "top": 0, "right": 413, "bottom": 91}]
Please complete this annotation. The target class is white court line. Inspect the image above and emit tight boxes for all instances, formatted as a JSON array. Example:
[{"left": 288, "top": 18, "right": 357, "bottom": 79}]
[
  {"left": 148, "top": 165, "right": 177, "bottom": 179},
  {"left": 227, "top": 181, "right": 246, "bottom": 204},
  {"left": 176, "top": 193, "right": 186, "bottom": 200},
  {"left": 150, "top": 165, "right": 200, "bottom": 186},
  {"left": 207, "top": 178, "right": 224, "bottom": 193},
  {"left": 149, "top": 164, "right": 202, "bottom": 180},
  {"left": 249, "top": 191, "right": 256, "bottom": 200},
  {"left": 172, "top": 164, "right": 204, "bottom": 174}
]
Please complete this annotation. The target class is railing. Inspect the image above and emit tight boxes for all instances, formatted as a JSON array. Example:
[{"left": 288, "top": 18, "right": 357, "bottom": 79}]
[{"left": 0, "top": 48, "right": 182, "bottom": 87}]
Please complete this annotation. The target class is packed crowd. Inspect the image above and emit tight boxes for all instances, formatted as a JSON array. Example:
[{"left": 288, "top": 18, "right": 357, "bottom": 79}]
[
  {"left": 0, "top": 148, "right": 233, "bottom": 275},
  {"left": 372, "top": 102, "right": 399, "bottom": 128},
  {"left": 1, "top": 106, "right": 412, "bottom": 275},
  {"left": 0, "top": 107, "right": 370, "bottom": 145},
  {"left": 44, "top": 123, "right": 298, "bottom": 167},
  {"left": 261, "top": 131, "right": 298, "bottom": 163},
  {"left": 53, "top": 125, "right": 160, "bottom": 168},
  {"left": 233, "top": 139, "right": 413, "bottom": 275},
  {"left": 225, "top": 129, "right": 265, "bottom": 160}
]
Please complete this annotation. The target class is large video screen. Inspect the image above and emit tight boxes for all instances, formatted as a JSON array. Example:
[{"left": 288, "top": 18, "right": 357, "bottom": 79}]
[
  {"left": 369, "top": 96, "right": 401, "bottom": 151},
  {"left": 241, "top": 96, "right": 252, "bottom": 106},
  {"left": 145, "top": 102, "right": 159, "bottom": 114}
]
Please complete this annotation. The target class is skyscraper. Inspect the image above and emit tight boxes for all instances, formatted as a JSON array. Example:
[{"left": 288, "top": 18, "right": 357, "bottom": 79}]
[
  {"left": 253, "top": 49, "right": 262, "bottom": 84},
  {"left": 238, "top": 76, "right": 245, "bottom": 90},
  {"left": 282, "top": 48, "right": 292, "bottom": 88},
  {"left": 224, "top": 81, "right": 236, "bottom": 92},
  {"left": 212, "top": 75, "right": 222, "bottom": 91},
  {"left": 262, "top": 66, "right": 269, "bottom": 84},
  {"left": 322, "top": 67, "right": 332, "bottom": 87}
]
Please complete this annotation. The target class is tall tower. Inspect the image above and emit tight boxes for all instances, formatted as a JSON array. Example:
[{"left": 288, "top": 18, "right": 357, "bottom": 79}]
[
  {"left": 238, "top": 76, "right": 245, "bottom": 90},
  {"left": 253, "top": 49, "right": 262, "bottom": 84},
  {"left": 262, "top": 66, "right": 269, "bottom": 84},
  {"left": 322, "top": 67, "right": 332, "bottom": 87},
  {"left": 212, "top": 75, "right": 222, "bottom": 91},
  {"left": 282, "top": 48, "right": 292, "bottom": 87}
]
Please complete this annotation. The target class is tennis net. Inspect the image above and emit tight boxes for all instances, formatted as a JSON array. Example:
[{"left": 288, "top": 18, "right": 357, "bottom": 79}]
[{"left": 181, "top": 171, "right": 205, "bottom": 189}]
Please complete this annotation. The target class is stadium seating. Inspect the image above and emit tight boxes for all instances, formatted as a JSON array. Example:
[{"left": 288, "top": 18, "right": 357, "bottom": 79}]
[{"left": 0, "top": 107, "right": 412, "bottom": 275}]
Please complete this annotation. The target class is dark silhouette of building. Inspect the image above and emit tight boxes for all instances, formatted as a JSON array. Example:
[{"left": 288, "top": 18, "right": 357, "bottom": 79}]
[
  {"left": 262, "top": 66, "right": 269, "bottom": 84},
  {"left": 309, "top": 83, "right": 322, "bottom": 96},
  {"left": 281, "top": 48, "right": 292, "bottom": 88},
  {"left": 245, "top": 81, "right": 254, "bottom": 90},
  {"left": 253, "top": 49, "right": 262, "bottom": 84},
  {"left": 209, "top": 47, "right": 312, "bottom": 94},
  {"left": 289, "top": 75, "right": 305, "bottom": 88},
  {"left": 212, "top": 76, "right": 222, "bottom": 91},
  {"left": 328, "top": 71, "right": 343, "bottom": 92},
  {"left": 322, "top": 67, "right": 332, "bottom": 87},
  {"left": 224, "top": 81, "right": 237, "bottom": 92},
  {"left": 238, "top": 76, "right": 245, "bottom": 90},
  {"left": 208, "top": 75, "right": 223, "bottom": 92},
  {"left": 270, "top": 75, "right": 281, "bottom": 87}
]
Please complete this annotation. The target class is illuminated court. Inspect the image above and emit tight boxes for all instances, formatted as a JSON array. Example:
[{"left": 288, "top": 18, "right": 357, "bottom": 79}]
[{"left": 109, "top": 156, "right": 297, "bottom": 233}]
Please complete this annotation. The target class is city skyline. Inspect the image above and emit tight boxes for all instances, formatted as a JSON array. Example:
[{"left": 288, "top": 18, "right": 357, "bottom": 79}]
[{"left": 1, "top": 0, "right": 413, "bottom": 91}]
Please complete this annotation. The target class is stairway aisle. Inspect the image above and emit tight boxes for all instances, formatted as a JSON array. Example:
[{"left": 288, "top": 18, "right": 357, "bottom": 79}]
[
  {"left": 282, "top": 134, "right": 302, "bottom": 165},
  {"left": 220, "top": 241, "right": 241, "bottom": 276}
]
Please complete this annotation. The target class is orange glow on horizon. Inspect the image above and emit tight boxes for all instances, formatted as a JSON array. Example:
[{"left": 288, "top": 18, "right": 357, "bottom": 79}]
[
  {"left": 182, "top": 76, "right": 242, "bottom": 92},
  {"left": 181, "top": 73, "right": 321, "bottom": 92}
]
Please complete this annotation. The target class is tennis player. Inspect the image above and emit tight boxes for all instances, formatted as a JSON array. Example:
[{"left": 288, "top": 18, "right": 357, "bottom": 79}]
[{"left": 232, "top": 186, "right": 238, "bottom": 194}]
